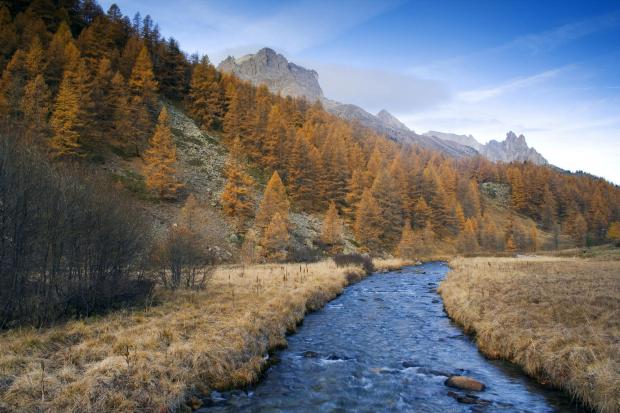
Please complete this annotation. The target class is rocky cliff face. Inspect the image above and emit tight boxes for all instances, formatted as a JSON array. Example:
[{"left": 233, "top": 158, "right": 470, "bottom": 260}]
[
  {"left": 218, "top": 48, "right": 323, "bottom": 102},
  {"left": 480, "top": 131, "right": 547, "bottom": 165},
  {"left": 424, "top": 131, "right": 483, "bottom": 152}
]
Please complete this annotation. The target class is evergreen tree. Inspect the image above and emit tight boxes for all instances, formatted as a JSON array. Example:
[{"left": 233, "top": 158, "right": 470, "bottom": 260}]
[{"left": 143, "top": 107, "right": 182, "bottom": 199}]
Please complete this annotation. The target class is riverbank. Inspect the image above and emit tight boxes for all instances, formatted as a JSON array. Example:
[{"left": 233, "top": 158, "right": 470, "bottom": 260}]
[
  {"left": 0, "top": 258, "right": 410, "bottom": 412},
  {"left": 438, "top": 255, "right": 620, "bottom": 413}
]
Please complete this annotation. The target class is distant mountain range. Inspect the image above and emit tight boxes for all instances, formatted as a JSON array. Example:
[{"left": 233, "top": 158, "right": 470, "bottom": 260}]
[{"left": 218, "top": 48, "right": 547, "bottom": 165}]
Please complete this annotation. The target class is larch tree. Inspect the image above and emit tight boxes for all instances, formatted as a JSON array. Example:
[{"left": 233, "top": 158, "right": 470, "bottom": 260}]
[
  {"left": 396, "top": 219, "right": 416, "bottom": 259},
  {"left": 143, "top": 107, "right": 182, "bottom": 200},
  {"left": 567, "top": 211, "right": 588, "bottom": 247},
  {"left": 412, "top": 197, "right": 431, "bottom": 229},
  {"left": 457, "top": 218, "right": 479, "bottom": 254},
  {"left": 320, "top": 201, "right": 343, "bottom": 252},
  {"left": 354, "top": 189, "right": 383, "bottom": 252},
  {"left": 221, "top": 159, "right": 255, "bottom": 232},
  {"left": 129, "top": 45, "right": 159, "bottom": 114},
  {"left": 188, "top": 56, "right": 224, "bottom": 130},
  {"left": 254, "top": 171, "right": 290, "bottom": 234},
  {"left": 371, "top": 169, "right": 402, "bottom": 245},
  {"left": 260, "top": 212, "right": 289, "bottom": 261},
  {"left": 20, "top": 73, "right": 50, "bottom": 142},
  {"left": 49, "top": 68, "right": 83, "bottom": 160}
]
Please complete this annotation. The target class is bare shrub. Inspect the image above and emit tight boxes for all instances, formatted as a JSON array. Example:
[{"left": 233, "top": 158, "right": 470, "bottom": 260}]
[{"left": 333, "top": 253, "right": 375, "bottom": 273}]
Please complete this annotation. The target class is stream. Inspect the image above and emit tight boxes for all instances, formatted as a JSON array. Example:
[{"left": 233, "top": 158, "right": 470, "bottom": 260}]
[{"left": 199, "top": 262, "right": 583, "bottom": 412}]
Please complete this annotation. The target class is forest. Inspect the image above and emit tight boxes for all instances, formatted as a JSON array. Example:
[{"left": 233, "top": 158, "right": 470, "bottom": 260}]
[{"left": 1, "top": 0, "right": 620, "bottom": 326}]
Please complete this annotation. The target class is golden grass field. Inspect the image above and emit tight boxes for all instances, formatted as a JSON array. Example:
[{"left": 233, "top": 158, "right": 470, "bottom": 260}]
[
  {"left": 0, "top": 258, "right": 409, "bottom": 412},
  {"left": 439, "top": 255, "right": 620, "bottom": 413}
]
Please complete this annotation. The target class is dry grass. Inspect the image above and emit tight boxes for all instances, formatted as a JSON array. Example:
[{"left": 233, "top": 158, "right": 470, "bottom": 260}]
[
  {"left": 0, "top": 260, "right": 379, "bottom": 412},
  {"left": 439, "top": 255, "right": 620, "bottom": 413},
  {"left": 373, "top": 258, "right": 415, "bottom": 272}
]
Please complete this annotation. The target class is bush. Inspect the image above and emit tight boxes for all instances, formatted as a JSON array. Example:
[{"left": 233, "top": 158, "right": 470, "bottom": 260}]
[
  {"left": 0, "top": 137, "right": 150, "bottom": 328},
  {"left": 333, "top": 253, "right": 375, "bottom": 273},
  {"left": 288, "top": 245, "right": 323, "bottom": 263}
]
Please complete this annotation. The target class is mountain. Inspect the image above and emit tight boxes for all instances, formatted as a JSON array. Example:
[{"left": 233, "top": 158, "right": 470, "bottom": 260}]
[
  {"left": 218, "top": 49, "right": 477, "bottom": 158},
  {"left": 480, "top": 131, "right": 547, "bottom": 165},
  {"left": 218, "top": 48, "right": 324, "bottom": 102},
  {"left": 424, "top": 131, "right": 483, "bottom": 152}
]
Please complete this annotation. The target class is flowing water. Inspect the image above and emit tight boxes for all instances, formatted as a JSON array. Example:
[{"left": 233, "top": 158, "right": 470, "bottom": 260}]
[{"left": 199, "top": 262, "right": 583, "bottom": 412}]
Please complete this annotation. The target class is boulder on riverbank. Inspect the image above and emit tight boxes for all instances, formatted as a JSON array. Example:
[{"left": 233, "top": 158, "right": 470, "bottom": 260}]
[{"left": 445, "top": 376, "right": 486, "bottom": 391}]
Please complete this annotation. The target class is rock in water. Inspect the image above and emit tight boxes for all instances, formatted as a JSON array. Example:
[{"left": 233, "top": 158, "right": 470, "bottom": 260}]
[{"left": 445, "top": 376, "right": 486, "bottom": 391}]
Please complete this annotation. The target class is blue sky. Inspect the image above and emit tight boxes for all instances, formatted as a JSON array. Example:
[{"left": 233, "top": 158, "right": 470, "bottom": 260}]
[{"left": 101, "top": 0, "right": 620, "bottom": 183}]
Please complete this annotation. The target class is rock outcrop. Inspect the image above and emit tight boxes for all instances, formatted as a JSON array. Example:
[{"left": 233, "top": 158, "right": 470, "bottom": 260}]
[
  {"left": 480, "top": 131, "right": 547, "bottom": 165},
  {"left": 424, "top": 130, "right": 483, "bottom": 152},
  {"left": 218, "top": 48, "right": 323, "bottom": 102}
]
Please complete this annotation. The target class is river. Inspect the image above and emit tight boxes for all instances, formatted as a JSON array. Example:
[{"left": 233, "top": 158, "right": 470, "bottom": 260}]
[{"left": 198, "top": 262, "right": 583, "bottom": 412}]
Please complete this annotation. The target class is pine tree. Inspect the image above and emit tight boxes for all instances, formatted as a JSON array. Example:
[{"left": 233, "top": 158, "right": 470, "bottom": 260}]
[
  {"left": 255, "top": 171, "right": 290, "bottom": 234},
  {"left": 143, "top": 107, "right": 182, "bottom": 199},
  {"left": 261, "top": 212, "right": 289, "bottom": 261},
  {"left": 320, "top": 201, "right": 343, "bottom": 252},
  {"left": 221, "top": 159, "right": 255, "bottom": 232},
  {"left": 354, "top": 189, "right": 383, "bottom": 252},
  {"left": 396, "top": 219, "right": 416, "bottom": 258}
]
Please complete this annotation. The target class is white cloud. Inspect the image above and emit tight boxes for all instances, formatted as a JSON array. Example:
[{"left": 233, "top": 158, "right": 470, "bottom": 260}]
[{"left": 457, "top": 66, "right": 569, "bottom": 103}]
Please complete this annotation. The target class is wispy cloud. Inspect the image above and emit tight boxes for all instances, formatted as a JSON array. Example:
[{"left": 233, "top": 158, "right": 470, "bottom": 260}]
[
  {"left": 409, "top": 10, "right": 620, "bottom": 78},
  {"left": 505, "top": 10, "right": 620, "bottom": 55},
  {"left": 457, "top": 66, "right": 571, "bottom": 103}
]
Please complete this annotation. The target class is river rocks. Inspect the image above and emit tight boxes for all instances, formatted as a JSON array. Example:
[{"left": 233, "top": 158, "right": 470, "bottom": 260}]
[
  {"left": 417, "top": 367, "right": 452, "bottom": 377},
  {"left": 445, "top": 376, "right": 486, "bottom": 391},
  {"left": 302, "top": 350, "right": 319, "bottom": 358},
  {"left": 447, "top": 391, "right": 491, "bottom": 405},
  {"left": 402, "top": 360, "right": 419, "bottom": 368}
]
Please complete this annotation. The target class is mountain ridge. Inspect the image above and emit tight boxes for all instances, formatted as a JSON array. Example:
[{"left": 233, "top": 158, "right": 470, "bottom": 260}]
[{"left": 218, "top": 48, "right": 547, "bottom": 164}]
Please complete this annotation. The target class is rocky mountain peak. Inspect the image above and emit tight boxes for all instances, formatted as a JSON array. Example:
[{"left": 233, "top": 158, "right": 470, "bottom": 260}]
[
  {"left": 481, "top": 132, "right": 547, "bottom": 165},
  {"left": 218, "top": 48, "right": 323, "bottom": 102},
  {"left": 376, "top": 109, "right": 410, "bottom": 132}
]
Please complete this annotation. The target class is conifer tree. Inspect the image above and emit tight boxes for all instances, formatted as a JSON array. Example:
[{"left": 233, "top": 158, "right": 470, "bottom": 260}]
[
  {"left": 354, "top": 189, "right": 383, "bottom": 252},
  {"left": 457, "top": 218, "right": 479, "bottom": 253},
  {"left": 221, "top": 160, "right": 255, "bottom": 232},
  {"left": 20, "top": 74, "right": 50, "bottom": 142},
  {"left": 45, "top": 21, "right": 73, "bottom": 90},
  {"left": 129, "top": 46, "right": 158, "bottom": 114},
  {"left": 143, "top": 107, "right": 182, "bottom": 199},
  {"left": 320, "top": 201, "right": 343, "bottom": 252},
  {"left": 344, "top": 169, "right": 366, "bottom": 221},
  {"left": 567, "top": 211, "right": 588, "bottom": 247},
  {"left": 263, "top": 104, "right": 287, "bottom": 169},
  {"left": 261, "top": 212, "right": 289, "bottom": 261},
  {"left": 371, "top": 169, "right": 402, "bottom": 244},
  {"left": 396, "top": 219, "right": 416, "bottom": 258},
  {"left": 49, "top": 69, "right": 83, "bottom": 160},
  {"left": 188, "top": 56, "right": 224, "bottom": 130},
  {"left": 255, "top": 171, "right": 290, "bottom": 234},
  {"left": 412, "top": 197, "right": 431, "bottom": 229}
]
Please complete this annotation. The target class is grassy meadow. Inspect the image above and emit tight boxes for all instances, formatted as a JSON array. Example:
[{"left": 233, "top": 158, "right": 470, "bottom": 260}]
[
  {"left": 439, "top": 254, "right": 620, "bottom": 413},
  {"left": 0, "top": 259, "right": 409, "bottom": 412}
]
